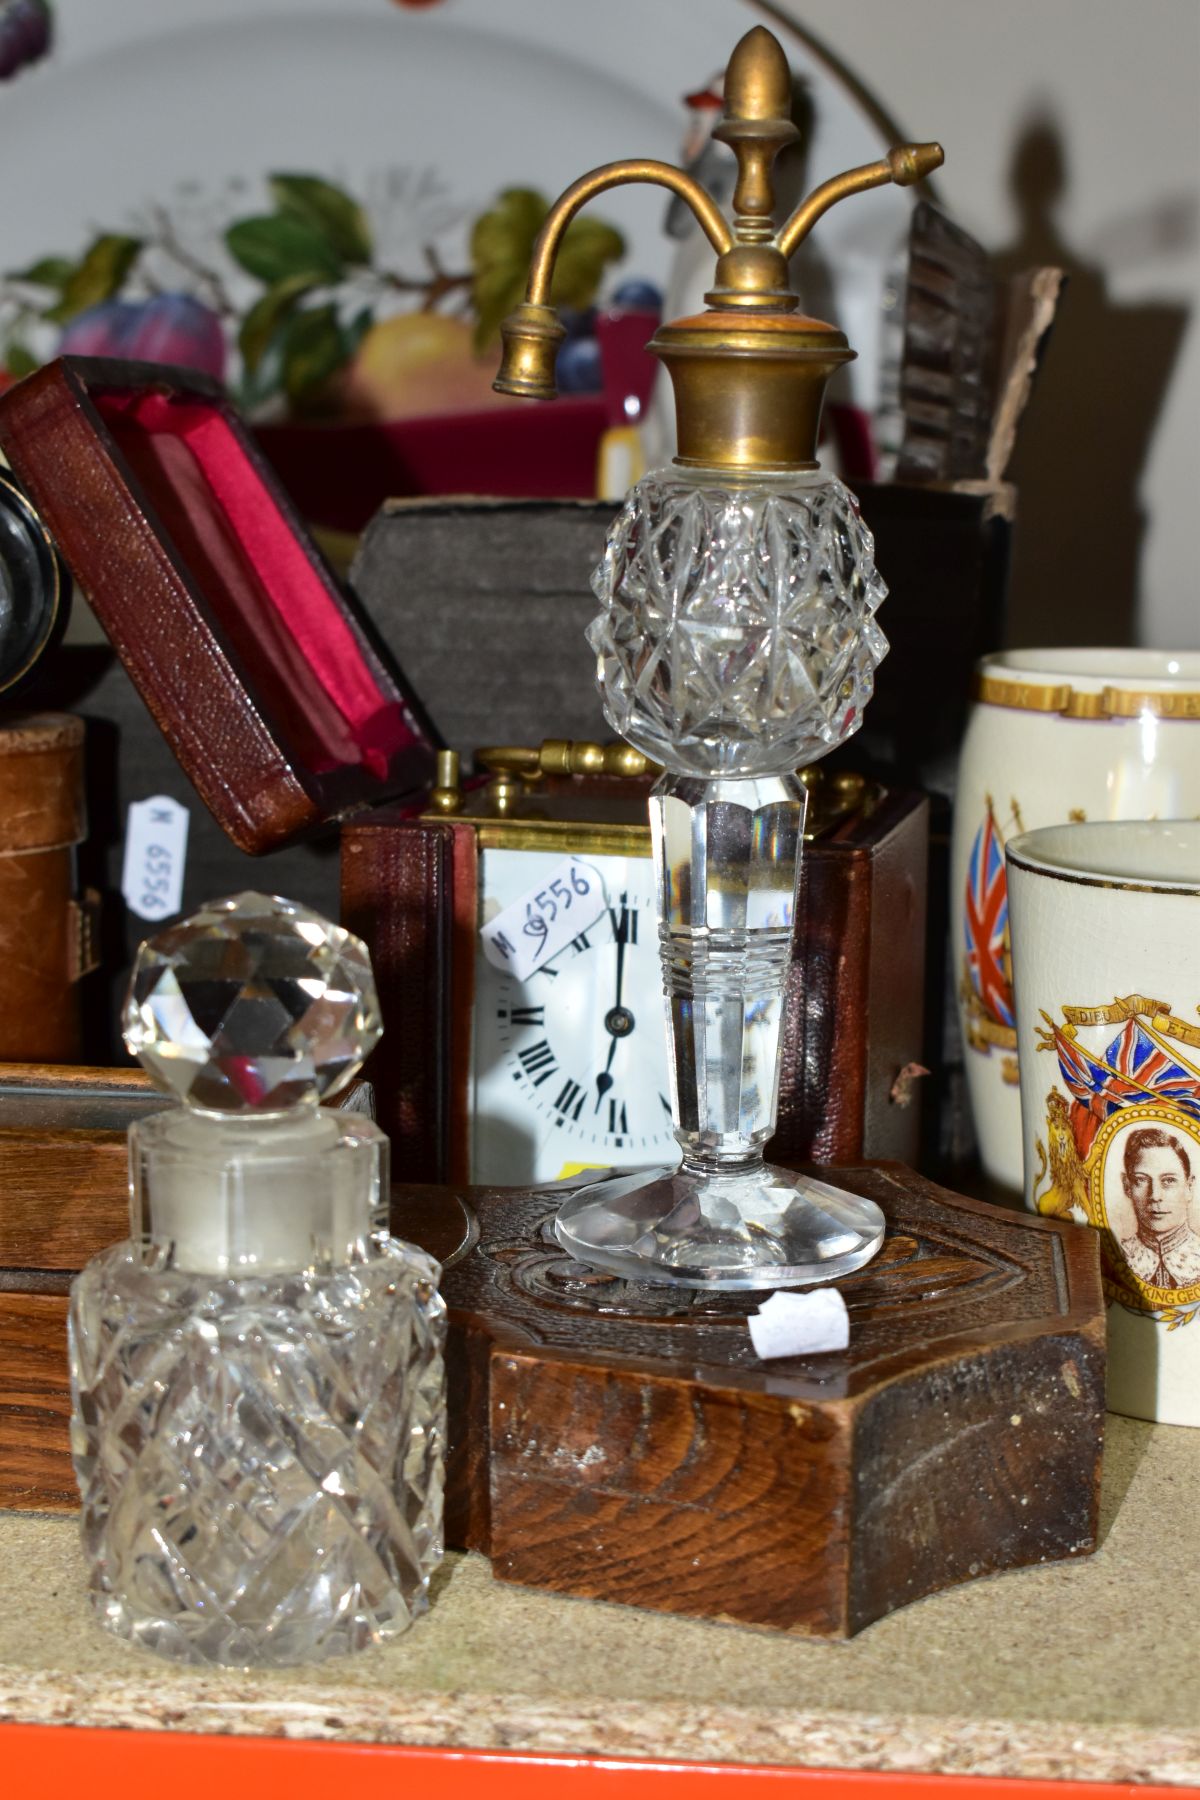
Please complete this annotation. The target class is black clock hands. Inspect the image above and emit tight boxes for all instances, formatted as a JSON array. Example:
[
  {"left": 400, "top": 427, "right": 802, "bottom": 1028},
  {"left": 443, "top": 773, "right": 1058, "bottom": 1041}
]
[
  {"left": 595, "top": 894, "right": 636, "bottom": 1113},
  {"left": 610, "top": 895, "right": 629, "bottom": 1009},
  {"left": 594, "top": 1040, "right": 618, "bottom": 1111}
]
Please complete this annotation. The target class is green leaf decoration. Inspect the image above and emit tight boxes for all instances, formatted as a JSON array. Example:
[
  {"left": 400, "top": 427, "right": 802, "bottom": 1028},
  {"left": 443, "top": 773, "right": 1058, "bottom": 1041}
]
[
  {"left": 46, "top": 234, "right": 142, "bottom": 323},
  {"left": 469, "top": 187, "right": 549, "bottom": 271},
  {"left": 553, "top": 214, "right": 625, "bottom": 309},
  {"left": 269, "top": 174, "right": 372, "bottom": 266},
  {"left": 8, "top": 256, "right": 75, "bottom": 293},
  {"left": 468, "top": 188, "right": 549, "bottom": 352},
  {"left": 225, "top": 214, "right": 343, "bottom": 287},
  {"left": 3, "top": 343, "right": 38, "bottom": 378},
  {"left": 280, "top": 303, "right": 350, "bottom": 409},
  {"left": 238, "top": 272, "right": 317, "bottom": 373},
  {"left": 468, "top": 186, "right": 624, "bottom": 348},
  {"left": 234, "top": 330, "right": 288, "bottom": 415},
  {"left": 470, "top": 261, "right": 526, "bottom": 355}
]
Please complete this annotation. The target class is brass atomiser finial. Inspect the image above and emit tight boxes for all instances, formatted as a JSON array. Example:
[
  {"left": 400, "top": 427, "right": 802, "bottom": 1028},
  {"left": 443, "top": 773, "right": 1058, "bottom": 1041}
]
[{"left": 494, "top": 25, "right": 942, "bottom": 473}]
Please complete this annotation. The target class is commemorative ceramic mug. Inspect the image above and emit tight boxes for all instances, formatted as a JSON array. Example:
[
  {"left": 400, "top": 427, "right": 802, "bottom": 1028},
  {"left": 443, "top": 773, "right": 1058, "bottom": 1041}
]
[
  {"left": 951, "top": 648, "right": 1200, "bottom": 1194},
  {"left": 1007, "top": 820, "right": 1200, "bottom": 1427}
]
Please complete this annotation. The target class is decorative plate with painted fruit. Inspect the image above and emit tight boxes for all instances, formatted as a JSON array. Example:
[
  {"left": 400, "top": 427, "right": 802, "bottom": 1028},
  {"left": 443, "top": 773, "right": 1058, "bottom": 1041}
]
[{"left": 0, "top": 169, "right": 662, "bottom": 527}]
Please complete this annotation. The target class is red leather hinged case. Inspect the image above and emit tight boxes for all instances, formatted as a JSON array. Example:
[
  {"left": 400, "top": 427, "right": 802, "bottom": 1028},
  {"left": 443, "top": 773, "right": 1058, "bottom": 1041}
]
[{"left": 0, "top": 358, "right": 435, "bottom": 853}]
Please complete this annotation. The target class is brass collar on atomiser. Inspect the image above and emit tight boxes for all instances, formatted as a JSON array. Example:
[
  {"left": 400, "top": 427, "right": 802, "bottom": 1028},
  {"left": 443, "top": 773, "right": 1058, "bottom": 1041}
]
[
  {"left": 492, "top": 23, "right": 941, "bottom": 475},
  {"left": 649, "top": 310, "right": 851, "bottom": 474}
]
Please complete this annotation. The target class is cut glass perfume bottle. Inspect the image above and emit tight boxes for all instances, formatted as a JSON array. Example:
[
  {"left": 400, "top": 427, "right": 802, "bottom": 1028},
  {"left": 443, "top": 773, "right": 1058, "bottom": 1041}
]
[
  {"left": 493, "top": 23, "right": 941, "bottom": 1287},
  {"left": 68, "top": 892, "right": 446, "bottom": 1666}
]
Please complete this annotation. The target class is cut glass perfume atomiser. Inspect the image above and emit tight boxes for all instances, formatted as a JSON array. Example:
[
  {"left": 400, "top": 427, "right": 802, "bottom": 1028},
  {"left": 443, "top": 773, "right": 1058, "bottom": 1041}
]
[{"left": 494, "top": 25, "right": 943, "bottom": 1289}]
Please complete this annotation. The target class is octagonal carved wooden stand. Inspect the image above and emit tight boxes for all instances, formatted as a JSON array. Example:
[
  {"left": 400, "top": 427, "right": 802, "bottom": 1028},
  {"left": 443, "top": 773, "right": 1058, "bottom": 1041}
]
[{"left": 393, "top": 1162, "right": 1105, "bottom": 1639}]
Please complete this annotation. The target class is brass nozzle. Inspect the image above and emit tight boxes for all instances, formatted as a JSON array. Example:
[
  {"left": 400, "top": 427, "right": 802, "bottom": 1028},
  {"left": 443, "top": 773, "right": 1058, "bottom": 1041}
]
[
  {"left": 887, "top": 142, "right": 945, "bottom": 186},
  {"left": 493, "top": 302, "right": 565, "bottom": 400}
]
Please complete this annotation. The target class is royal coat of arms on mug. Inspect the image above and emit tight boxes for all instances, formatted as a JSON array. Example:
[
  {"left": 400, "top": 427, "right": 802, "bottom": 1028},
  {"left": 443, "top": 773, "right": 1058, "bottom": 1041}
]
[
  {"left": 1033, "top": 999, "right": 1200, "bottom": 1326},
  {"left": 1008, "top": 821, "right": 1200, "bottom": 1427}
]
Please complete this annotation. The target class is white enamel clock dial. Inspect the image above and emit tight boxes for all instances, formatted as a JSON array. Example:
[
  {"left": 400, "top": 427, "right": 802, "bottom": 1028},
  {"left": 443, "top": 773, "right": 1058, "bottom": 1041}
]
[{"left": 470, "top": 846, "right": 677, "bottom": 1184}]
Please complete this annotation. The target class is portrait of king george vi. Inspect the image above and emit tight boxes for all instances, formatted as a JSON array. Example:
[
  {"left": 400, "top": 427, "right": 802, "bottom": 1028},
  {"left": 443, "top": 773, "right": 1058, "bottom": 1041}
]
[{"left": 1107, "top": 1122, "right": 1200, "bottom": 1292}]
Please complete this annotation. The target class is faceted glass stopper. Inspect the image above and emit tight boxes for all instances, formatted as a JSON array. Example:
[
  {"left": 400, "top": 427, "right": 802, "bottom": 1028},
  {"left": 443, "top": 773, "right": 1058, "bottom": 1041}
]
[{"left": 123, "top": 891, "right": 382, "bottom": 1114}]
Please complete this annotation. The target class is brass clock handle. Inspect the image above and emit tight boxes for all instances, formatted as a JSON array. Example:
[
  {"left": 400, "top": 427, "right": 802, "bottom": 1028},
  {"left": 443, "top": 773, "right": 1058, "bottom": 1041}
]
[
  {"left": 429, "top": 741, "right": 874, "bottom": 835},
  {"left": 475, "top": 740, "right": 660, "bottom": 779},
  {"left": 427, "top": 749, "right": 464, "bottom": 813}
]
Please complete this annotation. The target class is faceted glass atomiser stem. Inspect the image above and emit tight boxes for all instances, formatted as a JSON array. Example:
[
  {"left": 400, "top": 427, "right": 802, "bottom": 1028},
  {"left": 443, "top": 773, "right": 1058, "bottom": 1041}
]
[
  {"left": 555, "top": 762, "right": 886, "bottom": 1288},
  {"left": 655, "top": 772, "right": 806, "bottom": 1167}
]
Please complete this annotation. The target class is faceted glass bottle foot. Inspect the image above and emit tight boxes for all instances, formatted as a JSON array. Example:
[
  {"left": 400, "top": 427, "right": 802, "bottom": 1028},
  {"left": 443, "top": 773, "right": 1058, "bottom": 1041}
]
[{"left": 553, "top": 1161, "right": 885, "bottom": 1291}]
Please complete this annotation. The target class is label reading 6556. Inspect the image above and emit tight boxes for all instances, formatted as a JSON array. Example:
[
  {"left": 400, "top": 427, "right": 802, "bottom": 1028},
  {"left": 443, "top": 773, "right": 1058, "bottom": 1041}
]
[
  {"left": 122, "top": 795, "right": 189, "bottom": 922},
  {"left": 480, "top": 855, "right": 608, "bottom": 981}
]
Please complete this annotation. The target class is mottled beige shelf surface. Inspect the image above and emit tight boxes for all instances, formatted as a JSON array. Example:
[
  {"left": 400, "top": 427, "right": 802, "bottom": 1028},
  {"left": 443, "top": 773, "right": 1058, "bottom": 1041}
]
[{"left": 1, "top": 1415, "right": 1198, "bottom": 1785}]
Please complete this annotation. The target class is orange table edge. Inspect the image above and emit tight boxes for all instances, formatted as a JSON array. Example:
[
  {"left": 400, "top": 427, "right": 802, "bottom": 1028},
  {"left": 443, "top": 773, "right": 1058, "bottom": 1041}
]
[{"left": 0, "top": 1725, "right": 1196, "bottom": 1800}]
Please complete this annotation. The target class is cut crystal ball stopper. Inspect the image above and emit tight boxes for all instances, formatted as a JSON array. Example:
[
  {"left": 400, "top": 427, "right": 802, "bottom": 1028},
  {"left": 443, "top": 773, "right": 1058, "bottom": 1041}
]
[{"left": 122, "top": 891, "right": 382, "bottom": 1115}]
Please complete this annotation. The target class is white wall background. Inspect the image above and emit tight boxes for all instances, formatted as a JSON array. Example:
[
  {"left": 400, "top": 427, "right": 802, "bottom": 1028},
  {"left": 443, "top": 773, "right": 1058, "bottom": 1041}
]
[{"left": 780, "top": 0, "right": 1200, "bottom": 650}]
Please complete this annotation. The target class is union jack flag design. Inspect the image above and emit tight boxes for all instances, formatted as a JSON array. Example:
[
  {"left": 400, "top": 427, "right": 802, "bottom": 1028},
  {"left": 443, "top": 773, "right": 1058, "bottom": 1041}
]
[
  {"left": 1050, "top": 1014, "right": 1200, "bottom": 1159},
  {"left": 963, "top": 806, "right": 1014, "bottom": 1028}
]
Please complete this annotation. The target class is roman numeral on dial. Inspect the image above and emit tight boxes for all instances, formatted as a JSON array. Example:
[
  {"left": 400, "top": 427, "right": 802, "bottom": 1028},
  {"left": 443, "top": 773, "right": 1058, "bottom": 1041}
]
[
  {"left": 516, "top": 1040, "right": 557, "bottom": 1087},
  {"left": 509, "top": 1005, "right": 545, "bottom": 1027},
  {"left": 554, "top": 1079, "right": 586, "bottom": 1122},
  {"left": 609, "top": 900, "right": 638, "bottom": 944},
  {"left": 608, "top": 1098, "right": 629, "bottom": 1136}
]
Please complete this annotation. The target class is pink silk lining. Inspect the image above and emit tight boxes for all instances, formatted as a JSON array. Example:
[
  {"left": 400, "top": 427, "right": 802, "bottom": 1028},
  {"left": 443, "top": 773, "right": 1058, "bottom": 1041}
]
[{"left": 97, "top": 390, "right": 411, "bottom": 777}]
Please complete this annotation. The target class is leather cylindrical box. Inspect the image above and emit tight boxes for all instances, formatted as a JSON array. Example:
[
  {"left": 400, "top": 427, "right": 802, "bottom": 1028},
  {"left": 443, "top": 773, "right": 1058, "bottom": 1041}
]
[{"left": 0, "top": 711, "right": 89, "bottom": 1061}]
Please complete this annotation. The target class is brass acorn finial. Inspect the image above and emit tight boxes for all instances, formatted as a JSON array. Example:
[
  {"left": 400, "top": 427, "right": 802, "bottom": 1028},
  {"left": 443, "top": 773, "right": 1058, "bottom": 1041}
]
[
  {"left": 721, "top": 24, "right": 792, "bottom": 120},
  {"left": 713, "top": 26, "right": 798, "bottom": 252}
]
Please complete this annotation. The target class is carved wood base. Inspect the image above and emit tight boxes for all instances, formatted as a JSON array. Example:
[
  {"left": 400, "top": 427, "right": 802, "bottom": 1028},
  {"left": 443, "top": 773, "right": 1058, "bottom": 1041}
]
[{"left": 405, "top": 1161, "right": 1105, "bottom": 1637}]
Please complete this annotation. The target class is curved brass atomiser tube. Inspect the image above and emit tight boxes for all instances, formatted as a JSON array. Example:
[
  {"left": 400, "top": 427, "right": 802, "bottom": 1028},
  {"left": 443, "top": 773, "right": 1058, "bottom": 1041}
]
[
  {"left": 528, "top": 160, "right": 733, "bottom": 305},
  {"left": 777, "top": 143, "right": 944, "bottom": 259},
  {"left": 494, "top": 161, "right": 732, "bottom": 402}
]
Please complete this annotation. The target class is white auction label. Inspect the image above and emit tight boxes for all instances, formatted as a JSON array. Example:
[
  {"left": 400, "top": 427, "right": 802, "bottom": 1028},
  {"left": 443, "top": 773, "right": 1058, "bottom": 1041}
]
[
  {"left": 748, "top": 1288, "right": 850, "bottom": 1359},
  {"left": 480, "top": 855, "right": 609, "bottom": 980},
  {"left": 122, "top": 795, "right": 189, "bottom": 922}
]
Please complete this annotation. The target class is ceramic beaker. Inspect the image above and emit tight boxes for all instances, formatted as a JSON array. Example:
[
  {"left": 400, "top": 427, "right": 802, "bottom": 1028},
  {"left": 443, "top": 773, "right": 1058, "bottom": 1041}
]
[
  {"left": 951, "top": 648, "right": 1200, "bottom": 1194},
  {"left": 1007, "top": 820, "right": 1200, "bottom": 1426}
]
